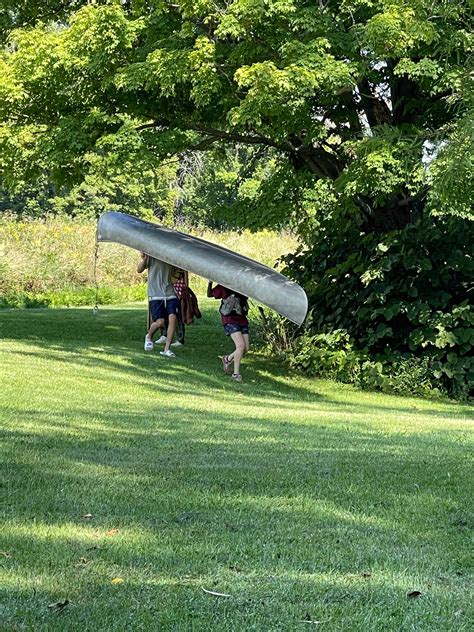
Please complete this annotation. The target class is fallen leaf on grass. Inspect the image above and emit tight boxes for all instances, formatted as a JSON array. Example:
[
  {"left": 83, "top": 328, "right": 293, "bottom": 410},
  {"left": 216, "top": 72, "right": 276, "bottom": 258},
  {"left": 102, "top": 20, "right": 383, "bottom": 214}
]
[
  {"left": 407, "top": 590, "right": 422, "bottom": 599},
  {"left": 202, "top": 588, "right": 232, "bottom": 598},
  {"left": 105, "top": 529, "right": 120, "bottom": 536},
  {"left": 111, "top": 577, "right": 124, "bottom": 585},
  {"left": 48, "top": 599, "right": 69, "bottom": 612},
  {"left": 75, "top": 558, "right": 91, "bottom": 567},
  {"left": 301, "top": 613, "right": 321, "bottom": 624}
]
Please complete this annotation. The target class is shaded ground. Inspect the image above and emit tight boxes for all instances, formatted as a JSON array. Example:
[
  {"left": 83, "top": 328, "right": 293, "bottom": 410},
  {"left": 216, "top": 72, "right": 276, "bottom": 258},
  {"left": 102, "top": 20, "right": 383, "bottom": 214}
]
[{"left": 1, "top": 302, "right": 472, "bottom": 631}]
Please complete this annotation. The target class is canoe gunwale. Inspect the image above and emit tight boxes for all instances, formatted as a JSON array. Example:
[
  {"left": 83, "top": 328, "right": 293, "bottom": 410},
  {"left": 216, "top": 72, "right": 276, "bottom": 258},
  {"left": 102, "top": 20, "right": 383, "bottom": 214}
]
[{"left": 97, "top": 212, "right": 307, "bottom": 325}]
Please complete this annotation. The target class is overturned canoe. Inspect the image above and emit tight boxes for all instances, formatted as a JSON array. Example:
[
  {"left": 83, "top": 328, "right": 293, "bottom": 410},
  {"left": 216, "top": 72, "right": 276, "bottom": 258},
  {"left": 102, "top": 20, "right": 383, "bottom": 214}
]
[{"left": 96, "top": 212, "right": 308, "bottom": 325}]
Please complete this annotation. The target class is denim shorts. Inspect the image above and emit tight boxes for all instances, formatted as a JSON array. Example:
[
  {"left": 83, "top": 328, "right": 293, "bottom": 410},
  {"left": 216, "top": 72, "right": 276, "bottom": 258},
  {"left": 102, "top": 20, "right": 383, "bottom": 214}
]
[
  {"left": 224, "top": 323, "right": 249, "bottom": 336},
  {"left": 150, "top": 298, "right": 180, "bottom": 322}
]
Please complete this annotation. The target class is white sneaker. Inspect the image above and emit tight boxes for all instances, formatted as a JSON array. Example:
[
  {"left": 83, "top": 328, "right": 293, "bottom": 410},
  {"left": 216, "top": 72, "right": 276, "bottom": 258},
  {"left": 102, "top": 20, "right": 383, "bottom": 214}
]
[
  {"left": 144, "top": 337, "right": 154, "bottom": 351},
  {"left": 171, "top": 341, "right": 183, "bottom": 347},
  {"left": 156, "top": 335, "right": 167, "bottom": 344},
  {"left": 160, "top": 350, "right": 176, "bottom": 358}
]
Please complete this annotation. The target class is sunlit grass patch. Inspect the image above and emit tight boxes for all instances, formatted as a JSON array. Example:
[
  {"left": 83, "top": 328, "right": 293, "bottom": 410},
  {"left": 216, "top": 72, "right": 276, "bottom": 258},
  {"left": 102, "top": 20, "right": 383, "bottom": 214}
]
[{"left": 1, "top": 304, "right": 472, "bottom": 630}]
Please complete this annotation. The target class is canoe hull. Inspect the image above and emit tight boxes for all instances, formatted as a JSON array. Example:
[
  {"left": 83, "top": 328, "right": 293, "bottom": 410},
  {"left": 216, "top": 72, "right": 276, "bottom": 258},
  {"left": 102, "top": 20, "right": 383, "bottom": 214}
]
[{"left": 96, "top": 212, "right": 307, "bottom": 325}]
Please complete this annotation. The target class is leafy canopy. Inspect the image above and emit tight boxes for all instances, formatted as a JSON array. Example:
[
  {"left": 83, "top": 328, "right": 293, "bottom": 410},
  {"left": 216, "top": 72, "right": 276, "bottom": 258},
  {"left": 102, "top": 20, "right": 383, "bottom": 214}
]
[{"left": 0, "top": 0, "right": 472, "bottom": 227}]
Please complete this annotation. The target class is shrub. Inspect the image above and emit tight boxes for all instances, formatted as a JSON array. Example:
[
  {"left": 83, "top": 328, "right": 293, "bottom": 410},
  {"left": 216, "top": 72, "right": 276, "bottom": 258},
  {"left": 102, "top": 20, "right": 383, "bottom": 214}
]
[
  {"left": 283, "top": 215, "right": 473, "bottom": 398},
  {"left": 289, "top": 329, "right": 446, "bottom": 398},
  {"left": 290, "top": 330, "right": 363, "bottom": 383},
  {"left": 251, "top": 305, "right": 299, "bottom": 354}
]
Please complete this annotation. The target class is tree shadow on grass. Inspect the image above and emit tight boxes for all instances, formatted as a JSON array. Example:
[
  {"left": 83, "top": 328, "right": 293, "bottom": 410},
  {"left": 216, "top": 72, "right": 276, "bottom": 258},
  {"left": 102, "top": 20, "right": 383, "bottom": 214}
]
[
  {"left": 2, "top": 410, "right": 471, "bottom": 629},
  {"left": 2, "top": 306, "right": 470, "bottom": 418},
  {"left": 2, "top": 306, "right": 323, "bottom": 403},
  {"left": 2, "top": 318, "right": 472, "bottom": 632},
  {"left": 3, "top": 402, "right": 472, "bottom": 530},
  {"left": 3, "top": 535, "right": 468, "bottom": 632}
]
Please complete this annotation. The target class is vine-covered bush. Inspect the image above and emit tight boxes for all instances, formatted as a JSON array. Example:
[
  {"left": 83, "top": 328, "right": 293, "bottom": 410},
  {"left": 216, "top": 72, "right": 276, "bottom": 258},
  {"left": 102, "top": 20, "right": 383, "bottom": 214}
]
[
  {"left": 284, "top": 216, "right": 473, "bottom": 398},
  {"left": 289, "top": 331, "right": 445, "bottom": 398}
]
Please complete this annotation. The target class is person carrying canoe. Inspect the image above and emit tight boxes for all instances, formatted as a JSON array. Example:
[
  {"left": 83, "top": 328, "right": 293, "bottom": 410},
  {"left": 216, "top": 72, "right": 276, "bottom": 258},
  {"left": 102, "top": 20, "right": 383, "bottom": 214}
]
[
  {"left": 207, "top": 281, "right": 250, "bottom": 383},
  {"left": 137, "top": 252, "right": 179, "bottom": 357}
]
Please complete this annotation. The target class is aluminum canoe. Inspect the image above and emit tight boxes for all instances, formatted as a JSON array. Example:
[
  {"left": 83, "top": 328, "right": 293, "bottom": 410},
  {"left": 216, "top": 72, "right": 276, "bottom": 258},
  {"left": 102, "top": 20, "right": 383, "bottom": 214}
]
[{"left": 96, "top": 212, "right": 307, "bottom": 325}]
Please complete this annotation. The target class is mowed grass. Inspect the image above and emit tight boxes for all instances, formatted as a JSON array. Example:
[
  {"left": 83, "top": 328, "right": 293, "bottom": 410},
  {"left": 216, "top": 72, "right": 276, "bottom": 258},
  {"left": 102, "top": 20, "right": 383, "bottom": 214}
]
[{"left": 1, "top": 302, "right": 473, "bottom": 631}]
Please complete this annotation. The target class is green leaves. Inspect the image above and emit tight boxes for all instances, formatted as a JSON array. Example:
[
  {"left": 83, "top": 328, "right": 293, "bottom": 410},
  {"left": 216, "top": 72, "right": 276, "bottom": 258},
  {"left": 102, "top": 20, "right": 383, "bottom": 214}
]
[
  {"left": 363, "top": 2, "right": 436, "bottom": 57},
  {"left": 338, "top": 131, "right": 426, "bottom": 206},
  {"left": 189, "top": 37, "right": 222, "bottom": 106},
  {"left": 284, "top": 214, "right": 473, "bottom": 397},
  {"left": 229, "top": 41, "right": 356, "bottom": 136},
  {"left": 146, "top": 48, "right": 192, "bottom": 96},
  {"left": 394, "top": 58, "right": 442, "bottom": 83},
  {"left": 427, "top": 115, "right": 474, "bottom": 220},
  {"left": 6, "top": 5, "right": 142, "bottom": 114}
]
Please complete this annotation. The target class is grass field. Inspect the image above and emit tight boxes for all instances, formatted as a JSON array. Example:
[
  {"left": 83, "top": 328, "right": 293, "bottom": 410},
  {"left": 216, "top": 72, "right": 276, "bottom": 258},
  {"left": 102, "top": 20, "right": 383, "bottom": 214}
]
[{"left": 1, "top": 301, "right": 473, "bottom": 631}]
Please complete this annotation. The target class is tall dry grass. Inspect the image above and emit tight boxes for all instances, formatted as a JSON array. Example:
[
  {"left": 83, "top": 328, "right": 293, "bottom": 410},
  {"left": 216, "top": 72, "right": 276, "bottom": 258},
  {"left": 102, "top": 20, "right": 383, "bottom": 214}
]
[{"left": 0, "top": 217, "right": 298, "bottom": 306}]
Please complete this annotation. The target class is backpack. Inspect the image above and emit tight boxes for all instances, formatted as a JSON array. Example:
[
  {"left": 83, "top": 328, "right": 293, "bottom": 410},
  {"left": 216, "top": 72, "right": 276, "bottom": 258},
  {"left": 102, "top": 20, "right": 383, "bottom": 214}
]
[{"left": 219, "top": 293, "right": 248, "bottom": 316}]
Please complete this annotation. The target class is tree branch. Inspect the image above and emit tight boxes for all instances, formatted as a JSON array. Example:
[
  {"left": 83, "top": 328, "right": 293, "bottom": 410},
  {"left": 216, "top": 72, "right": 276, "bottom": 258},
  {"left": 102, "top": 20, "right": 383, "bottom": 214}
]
[
  {"left": 182, "top": 123, "right": 293, "bottom": 152},
  {"left": 137, "top": 120, "right": 344, "bottom": 180},
  {"left": 136, "top": 119, "right": 293, "bottom": 153},
  {"left": 187, "top": 137, "right": 218, "bottom": 152}
]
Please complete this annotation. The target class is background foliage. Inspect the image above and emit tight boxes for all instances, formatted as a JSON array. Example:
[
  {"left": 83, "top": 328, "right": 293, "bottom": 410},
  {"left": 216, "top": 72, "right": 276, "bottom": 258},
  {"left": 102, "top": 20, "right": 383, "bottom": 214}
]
[
  {"left": 0, "top": 0, "right": 472, "bottom": 397},
  {"left": 0, "top": 216, "right": 296, "bottom": 308}
]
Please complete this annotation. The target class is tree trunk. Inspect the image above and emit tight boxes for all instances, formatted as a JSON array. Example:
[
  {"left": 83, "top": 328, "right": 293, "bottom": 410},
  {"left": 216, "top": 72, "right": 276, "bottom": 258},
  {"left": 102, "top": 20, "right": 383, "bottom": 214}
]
[{"left": 356, "top": 194, "right": 426, "bottom": 232}]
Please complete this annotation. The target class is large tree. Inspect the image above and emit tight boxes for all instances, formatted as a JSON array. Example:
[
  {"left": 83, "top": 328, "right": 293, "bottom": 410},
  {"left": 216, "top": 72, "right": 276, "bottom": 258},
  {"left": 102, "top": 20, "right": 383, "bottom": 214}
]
[
  {"left": 1, "top": 0, "right": 472, "bottom": 395},
  {"left": 0, "top": 0, "right": 472, "bottom": 229}
]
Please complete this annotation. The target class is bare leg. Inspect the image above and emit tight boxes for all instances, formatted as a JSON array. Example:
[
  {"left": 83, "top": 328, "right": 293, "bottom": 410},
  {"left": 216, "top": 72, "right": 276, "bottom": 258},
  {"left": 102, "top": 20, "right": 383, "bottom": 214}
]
[
  {"left": 164, "top": 314, "right": 177, "bottom": 352},
  {"left": 227, "top": 333, "right": 249, "bottom": 363},
  {"left": 147, "top": 318, "right": 165, "bottom": 340},
  {"left": 230, "top": 332, "right": 246, "bottom": 376}
]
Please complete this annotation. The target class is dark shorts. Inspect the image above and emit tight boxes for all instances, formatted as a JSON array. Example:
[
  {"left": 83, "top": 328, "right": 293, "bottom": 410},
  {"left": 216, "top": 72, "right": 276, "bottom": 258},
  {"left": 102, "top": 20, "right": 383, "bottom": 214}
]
[
  {"left": 224, "top": 323, "right": 249, "bottom": 336},
  {"left": 150, "top": 298, "right": 180, "bottom": 322}
]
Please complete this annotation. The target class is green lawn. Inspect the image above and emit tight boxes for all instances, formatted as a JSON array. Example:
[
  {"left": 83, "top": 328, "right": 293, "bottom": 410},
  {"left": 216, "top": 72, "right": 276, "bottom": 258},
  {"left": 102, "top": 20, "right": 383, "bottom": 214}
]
[{"left": 1, "top": 301, "right": 472, "bottom": 631}]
